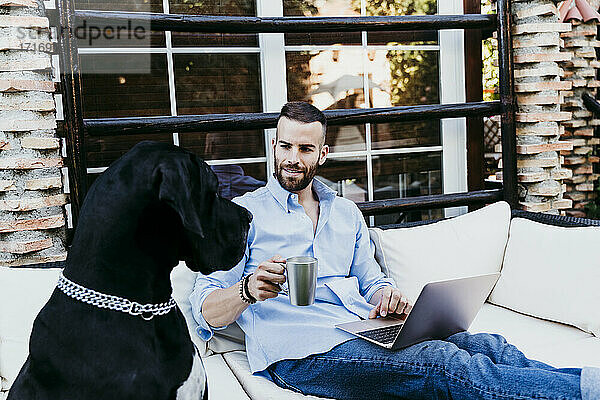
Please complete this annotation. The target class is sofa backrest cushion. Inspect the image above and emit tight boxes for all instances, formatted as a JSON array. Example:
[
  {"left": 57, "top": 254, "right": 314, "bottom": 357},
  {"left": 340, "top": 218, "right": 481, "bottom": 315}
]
[
  {"left": 489, "top": 217, "right": 600, "bottom": 337},
  {"left": 0, "top": 267, "right": 60, "bottom": 391},
  {"left": 368, "top": 201, "right": 511, "bottom": 302}
]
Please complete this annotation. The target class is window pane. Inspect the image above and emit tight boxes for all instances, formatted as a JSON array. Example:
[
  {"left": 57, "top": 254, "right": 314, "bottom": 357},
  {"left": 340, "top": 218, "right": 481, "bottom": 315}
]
[
  {"left": 317, "top": 156, "right": 367, "bottom": 203},
  {"left": 369, "top": 49, "right": 440, "bottom": 150},
  {"left": 174, "top": 53, "right": 262, "bottom": 114},
  {"left": 80, "top": 54, "right": 173, "bottom": 168},
  {"left": 75, "top": 0, "right": 162, "bottom": 12},
  {"left": 366, "top": 0, "right": 438, "bottom": 45},
  {"left": 174, "top": 53, "right": 264, "bottom": 159},
  {"left": 85, "top": 135, "right": 174, "bottom": 168},
  {"left": 286, "top": 49, "right": 366, "bottom": 152},
  {"left": 170, "top": 0, "right": 257, "bottom": 47},
  {"left": 179, "top": 130, "right": 265, "bottom": 160},
  {"left": 210, "top": 162, "right": 267, "bottom": 200},
  {"left": 372, "top": 152, "right": 442, "bottom": 224},
  {"left": 283, "top": 0, "right": 361, "bottom": 45},
  {"left": 72, "top": 18, "right": 165, "bottom": 48},
  {"left": 80, "top": 53, "right": 171, "bottom": 118}
]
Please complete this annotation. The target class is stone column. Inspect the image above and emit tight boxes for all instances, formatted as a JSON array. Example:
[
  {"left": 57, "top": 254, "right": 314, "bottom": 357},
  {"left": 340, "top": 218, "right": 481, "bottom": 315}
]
[
  {"left": 558, "top": 3, "right": 600, "bottom": 217},
  {"left": 509, "top": 1, "right": 575, "bottom": 213},
  {"left": 0, "top": 0, "right": 68, "bottom": 266}
]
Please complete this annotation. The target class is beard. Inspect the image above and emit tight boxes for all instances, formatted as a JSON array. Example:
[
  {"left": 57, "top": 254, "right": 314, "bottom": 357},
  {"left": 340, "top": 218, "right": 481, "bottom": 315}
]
[{"left": 274, "top": 156, "right": 319, "bottom": 192}]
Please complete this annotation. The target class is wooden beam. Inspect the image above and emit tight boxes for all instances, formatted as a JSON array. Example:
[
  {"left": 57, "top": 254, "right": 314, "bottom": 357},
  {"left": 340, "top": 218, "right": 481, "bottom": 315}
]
[
  {"left": 84, "top": 101, "right": 502, "bottom": 136},
  {"left": 582, "top": 92, "right": 600, "bottom": 114},
  {"left": 74, "top": 11, "right": 497, "bottom": 33},
  {"left": 57, "top": 0, "right": 88, "bottom": 232},
  {"left": 464, "top": 0, "right": 485, "bottom": 197},
  {"left": 357, "top": 189, "right": 504, "bottom": 216},
  {"left": 497, "top": 0, "right": 518, "bottom": 208}
]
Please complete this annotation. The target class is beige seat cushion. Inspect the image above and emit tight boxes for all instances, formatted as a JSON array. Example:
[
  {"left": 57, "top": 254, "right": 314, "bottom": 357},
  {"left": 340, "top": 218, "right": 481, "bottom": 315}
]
[
  {"left": 223, "top": 351, "right": 333, "bottom": 400},
  {"left": 0, "top": 267, "right": 61, "bottom": 391},
  {"left": 203, "top": 354, "right": 250, "bottom": 400},
  {"left": 470, "top": 303, "right": 600, "bottom": 368}
]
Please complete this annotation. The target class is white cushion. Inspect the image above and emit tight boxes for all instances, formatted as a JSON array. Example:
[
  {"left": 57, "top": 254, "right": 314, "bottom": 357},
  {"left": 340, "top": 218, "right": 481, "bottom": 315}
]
[
  {"left": 0, "top": 267, "right": 61, "bottom": 389},
  {"left": 489, "top": 218, "right": 600, "bottom": 337},
  {"left": 203, "top": 354, "right": 250, "bottom": 399},
  {"left": 223, "top": 351, "right": 332, "bottom": 400},
  {"left": 471, "top": 303, "right": 600, "bottom": 368},
  {"left": 369, "top": 201, "right": 511, "bottom": 302},
  {"left": 171, "top": 262, "right": 246, "bottom": 356}
]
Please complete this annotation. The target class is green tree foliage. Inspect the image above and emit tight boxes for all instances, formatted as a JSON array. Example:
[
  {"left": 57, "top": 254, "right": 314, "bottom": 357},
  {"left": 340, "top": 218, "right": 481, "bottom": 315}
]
[
  {"left": 352, "top": 0, "right": 438, "bottom": 106},
  {"left": 482, "top": 0, "right": 499, "bottom": 101},
  {"left": 584, "top": 178, "right": 600, "bottom": 219}
]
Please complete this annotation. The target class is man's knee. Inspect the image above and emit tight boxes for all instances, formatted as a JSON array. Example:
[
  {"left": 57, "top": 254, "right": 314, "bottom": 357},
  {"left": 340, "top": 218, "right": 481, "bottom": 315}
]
[{"left": 447, "top": 331, "right": 508, "bottom": 350}]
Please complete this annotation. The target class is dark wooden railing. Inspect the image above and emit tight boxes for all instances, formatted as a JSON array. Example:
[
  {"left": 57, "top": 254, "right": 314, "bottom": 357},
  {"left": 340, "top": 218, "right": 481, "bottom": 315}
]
[
  {"left": 74, "top": 11, "right": 496, "bottom": 33},
  {"left": 582, "top": 92, "right": 600, "bottom": 114},
  {"left": 85, "top": 101, "right": 502, "bottom": 136},
  {"left": 356, "top": 189, "right": 504, "bottom": 216},
  {"left": 58, "top": 0, "right": 517, "bottom": 227}
]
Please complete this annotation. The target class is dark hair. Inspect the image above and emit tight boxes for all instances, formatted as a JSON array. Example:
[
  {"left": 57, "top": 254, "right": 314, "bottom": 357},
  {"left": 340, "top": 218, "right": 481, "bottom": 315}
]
[{"left": 278, "top": 101, "right": 327, "bottom": 143}]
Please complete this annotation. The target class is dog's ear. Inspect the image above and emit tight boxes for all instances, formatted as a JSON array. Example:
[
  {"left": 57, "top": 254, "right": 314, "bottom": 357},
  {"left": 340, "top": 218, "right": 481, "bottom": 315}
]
[{"left": 155, "top": 154, "right": 208, "bottom": 238}]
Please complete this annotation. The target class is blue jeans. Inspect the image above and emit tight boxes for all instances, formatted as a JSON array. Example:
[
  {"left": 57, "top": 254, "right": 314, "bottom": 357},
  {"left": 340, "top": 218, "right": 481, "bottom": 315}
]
[{"left": 267, "top": 332, "right": 584, "bottom": 400}]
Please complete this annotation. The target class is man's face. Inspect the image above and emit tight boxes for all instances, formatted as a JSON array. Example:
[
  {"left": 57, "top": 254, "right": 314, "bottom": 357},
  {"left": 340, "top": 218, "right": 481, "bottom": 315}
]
[{"left": 273, "top": 117, "right": 329, "bottom": 192}]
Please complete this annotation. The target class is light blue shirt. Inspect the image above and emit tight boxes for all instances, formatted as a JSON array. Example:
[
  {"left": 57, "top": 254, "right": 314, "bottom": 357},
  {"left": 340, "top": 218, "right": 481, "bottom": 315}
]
[{"left": 190, "top": 175, "right": 395, "bottom": 373}]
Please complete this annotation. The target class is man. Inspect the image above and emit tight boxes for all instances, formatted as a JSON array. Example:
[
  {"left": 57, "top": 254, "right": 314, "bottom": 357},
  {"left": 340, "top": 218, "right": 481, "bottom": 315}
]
[{"left": 191, "top": 102, "right": 599, "bottom": 399}]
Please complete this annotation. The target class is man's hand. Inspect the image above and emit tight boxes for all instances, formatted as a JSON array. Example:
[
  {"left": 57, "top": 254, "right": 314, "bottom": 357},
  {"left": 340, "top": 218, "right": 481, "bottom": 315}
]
[
  {"left": 368, "top": 286, "right": 413, "bottom": 319},
  {"left": 247, "top": 255, "right": 287, "bottom": 302}
]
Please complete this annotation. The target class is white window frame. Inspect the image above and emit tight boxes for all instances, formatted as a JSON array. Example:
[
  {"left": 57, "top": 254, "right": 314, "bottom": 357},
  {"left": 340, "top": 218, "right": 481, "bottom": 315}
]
[
  {"left": 257, "top": 0, "right": 467, "bottom": 219},
  {"left": 76, "top": 0, "right": 468, "bottom": 222},
  {"left": 439, "top": 0, "right": 468, "bottom": 218}
]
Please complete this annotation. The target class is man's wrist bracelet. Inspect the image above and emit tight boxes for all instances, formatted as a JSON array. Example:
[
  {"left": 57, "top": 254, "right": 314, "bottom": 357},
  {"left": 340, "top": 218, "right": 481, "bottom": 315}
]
[
  {"left": 243, "top": 274, "right": 257, "bottom": 304},
  {"left": 239, "top": 278, "right": 253, "bottom": 304},
  {"left": 239, "top": 275, "right": 256, "bottom": 304}
]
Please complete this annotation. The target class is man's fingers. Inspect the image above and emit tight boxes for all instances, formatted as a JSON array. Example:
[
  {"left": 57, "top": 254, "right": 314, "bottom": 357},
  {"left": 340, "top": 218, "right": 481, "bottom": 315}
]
[
  {"left": 254, "top": 288, "right": 279, "bottom": 301},
  {"left": 258, "top": 261, "right": 286, "bottom": 275},
  {"left": 256, "top": 270, "right": 286, "bottom": 284},
  {"left": 256, "top": 281, "right": 283, "bottom": 294},
  {"left": 380, "top": 287, "right": 392, "bottom": 317},
  {"left": 388, "top": 291, "right": 401, "bottom": 315},
  {"left": 269, "top": 254, "right": 286, "bottom": 263},
  {"left": 369, "top": 301, "right": 381, "bottom": 319}
]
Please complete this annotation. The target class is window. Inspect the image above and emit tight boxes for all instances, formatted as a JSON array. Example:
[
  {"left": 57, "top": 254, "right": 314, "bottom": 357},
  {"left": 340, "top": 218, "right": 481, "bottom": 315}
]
[{"left": 62, "top": 0, "right": 467, "bottom": 224}]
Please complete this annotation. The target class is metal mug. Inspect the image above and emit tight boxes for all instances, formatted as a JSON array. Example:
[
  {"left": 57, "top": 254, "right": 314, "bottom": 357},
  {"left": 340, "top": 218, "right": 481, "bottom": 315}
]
[{"left": 280, "top": 256, "right": 318, "bottom": 306}]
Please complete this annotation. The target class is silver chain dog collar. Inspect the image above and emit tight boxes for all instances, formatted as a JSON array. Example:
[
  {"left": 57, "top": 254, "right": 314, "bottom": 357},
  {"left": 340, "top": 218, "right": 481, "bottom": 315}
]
[{"left": 57, "top": 271, "right": 177, "bottom": 321}]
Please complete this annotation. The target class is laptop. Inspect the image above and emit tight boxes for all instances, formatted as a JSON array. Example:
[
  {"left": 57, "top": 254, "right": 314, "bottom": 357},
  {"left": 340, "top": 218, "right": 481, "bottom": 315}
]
[{"left": 335, "top": 273, "right": 501, "bottom": 350}]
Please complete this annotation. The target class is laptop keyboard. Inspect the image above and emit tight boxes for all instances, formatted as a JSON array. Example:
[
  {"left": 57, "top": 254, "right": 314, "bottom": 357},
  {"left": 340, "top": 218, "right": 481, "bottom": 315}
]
[{"left": 357, "top": 324, "right": 403, "bottom": 345}]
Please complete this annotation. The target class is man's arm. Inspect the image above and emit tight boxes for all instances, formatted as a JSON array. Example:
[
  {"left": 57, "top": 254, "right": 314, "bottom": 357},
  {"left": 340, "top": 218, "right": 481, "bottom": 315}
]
[
  {"left": 201, "top": 283, "right": 250, "bottom": 328},
  {"left": 201, "top": 255, "right": 287, "bottom": 328},
  {"left": 347, "top": 205, "right": 412, "bottom": 319}
]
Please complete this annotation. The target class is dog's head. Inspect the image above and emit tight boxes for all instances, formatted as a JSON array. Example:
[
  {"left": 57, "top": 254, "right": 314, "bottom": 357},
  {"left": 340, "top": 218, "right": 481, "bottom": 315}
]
[{"left": 153, "top": 145, "right": 252, "bottom": 275}]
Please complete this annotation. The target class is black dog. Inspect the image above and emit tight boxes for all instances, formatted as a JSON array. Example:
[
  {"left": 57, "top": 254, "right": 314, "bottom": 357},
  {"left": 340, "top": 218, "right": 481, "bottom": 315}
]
[{"left": 8, "top": 141, "right": 251, "bottom": 399}]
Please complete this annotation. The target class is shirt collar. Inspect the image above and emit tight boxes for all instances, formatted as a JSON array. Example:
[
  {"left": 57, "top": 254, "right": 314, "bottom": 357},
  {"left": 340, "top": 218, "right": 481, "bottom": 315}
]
[{"left": 266, "top": 175, "right": 337, "bottom": 212}]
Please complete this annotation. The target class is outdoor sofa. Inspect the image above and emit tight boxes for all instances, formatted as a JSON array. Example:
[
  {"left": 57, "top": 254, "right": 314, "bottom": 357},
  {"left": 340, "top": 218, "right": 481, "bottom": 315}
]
[{"left": 1, "top": 201, "right": 599, "bottom": 399}]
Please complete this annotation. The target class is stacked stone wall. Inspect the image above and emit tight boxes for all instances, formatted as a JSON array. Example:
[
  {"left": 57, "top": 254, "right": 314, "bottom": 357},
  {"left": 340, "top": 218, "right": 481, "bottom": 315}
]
[
  {"left": 559, "top": 19, "right": 600, "bottom": 217},
  {"left": 0, "top": 0, "right": 68, "bottom": 266},
  {"left": 510, "top": 1, "right": 574, "bottom": 213}
]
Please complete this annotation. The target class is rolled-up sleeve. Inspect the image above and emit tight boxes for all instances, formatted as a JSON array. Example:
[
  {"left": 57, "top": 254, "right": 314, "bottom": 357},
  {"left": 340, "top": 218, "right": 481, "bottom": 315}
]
[
  {"left": 349, "top": 205, "right": 395, "bottom": 302},
  {"left": 189, "top": 248, "right": 247, "bottom": 341}
]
